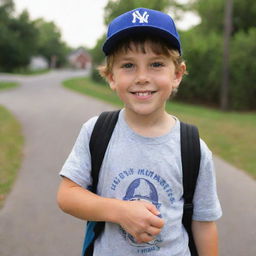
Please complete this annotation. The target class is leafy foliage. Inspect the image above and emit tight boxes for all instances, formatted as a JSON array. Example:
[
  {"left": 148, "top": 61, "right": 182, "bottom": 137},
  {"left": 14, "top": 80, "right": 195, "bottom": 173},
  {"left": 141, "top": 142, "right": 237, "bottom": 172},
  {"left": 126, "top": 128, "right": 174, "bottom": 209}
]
[
  {"left": 0, "top": 3, "right": 38, "bottom": 71},
  {"left": 0, "top": 0, "right": 70, "bottom": 72},
  {"left": 194, "top": 0, "right": 256, "bottom": 34},
  {"left": 178, "top": 0, "right": 256, "bottom": 110},
  {"left": 229, "top": 28, "right": 256, "bottom": 110},
  {"left": 178, "top": 28, "right": 222, "bottom": 106},
  {"left": 34, "top": 19, "right": 70, "bottom": 68}
]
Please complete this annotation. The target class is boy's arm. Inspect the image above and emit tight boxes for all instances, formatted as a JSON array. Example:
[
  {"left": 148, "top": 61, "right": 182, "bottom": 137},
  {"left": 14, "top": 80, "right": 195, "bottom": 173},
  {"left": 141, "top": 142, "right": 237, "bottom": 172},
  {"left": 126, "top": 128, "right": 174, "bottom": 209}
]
[
  {"left": 57, "top": 177, "right": 164, "bottom": 243},
  {"left": 192, "top": 220, "right": 219, "bottom": 256}
]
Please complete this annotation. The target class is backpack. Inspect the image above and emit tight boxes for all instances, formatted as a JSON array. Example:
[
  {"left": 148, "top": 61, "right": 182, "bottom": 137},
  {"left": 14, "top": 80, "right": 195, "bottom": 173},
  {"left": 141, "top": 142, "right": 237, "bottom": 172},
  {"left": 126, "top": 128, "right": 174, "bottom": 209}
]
[{"left": 82, "top": 110, "right": 201, "bottom": 256}]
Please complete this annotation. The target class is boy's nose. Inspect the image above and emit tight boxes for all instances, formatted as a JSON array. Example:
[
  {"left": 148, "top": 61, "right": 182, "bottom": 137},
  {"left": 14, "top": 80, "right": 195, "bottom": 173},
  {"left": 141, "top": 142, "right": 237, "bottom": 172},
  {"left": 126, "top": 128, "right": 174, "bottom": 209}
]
[{"left": 135, "top": 67, "right": 149, "bottom": 85}]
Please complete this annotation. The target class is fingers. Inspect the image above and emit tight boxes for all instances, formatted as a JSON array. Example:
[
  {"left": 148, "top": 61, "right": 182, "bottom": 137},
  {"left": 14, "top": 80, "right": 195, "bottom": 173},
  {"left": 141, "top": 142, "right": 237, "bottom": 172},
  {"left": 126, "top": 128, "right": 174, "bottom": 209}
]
[
  {"left": 134, "top": 224, "right": 163, "bottom": 244},
  {"left": 136, "top": 232, "right": 155, "bottom": 244},
  {"left": 119, "top": 200, "right": 165, "bottom": 244},
  {"left": 145, "top": 203, "right": 160, "bottom": 216},
  {"left": 136, "top": 227, "right": 161, "bottom": 244},
  {"left": 140, "top": 201, "right": 165, "bottom": 229},
  {"left": 146, "top": 225, "right": 162, "bottom": 237},
  {"left": 151, "top": 214, "right": 165, "bottom": 229}
]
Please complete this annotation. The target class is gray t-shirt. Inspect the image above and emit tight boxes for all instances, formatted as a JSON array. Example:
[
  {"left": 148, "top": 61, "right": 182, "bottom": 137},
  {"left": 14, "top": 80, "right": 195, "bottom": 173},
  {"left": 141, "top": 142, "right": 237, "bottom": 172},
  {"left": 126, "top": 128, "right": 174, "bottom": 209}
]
[{"left": 60, "top": 109, "right": 222, "bottom": 256}]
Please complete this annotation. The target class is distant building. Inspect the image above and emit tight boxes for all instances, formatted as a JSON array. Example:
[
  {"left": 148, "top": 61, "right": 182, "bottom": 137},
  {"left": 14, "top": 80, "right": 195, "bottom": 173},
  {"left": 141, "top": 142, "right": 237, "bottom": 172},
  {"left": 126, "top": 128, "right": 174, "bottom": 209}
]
[
  {"left": 29, "top": 56, "right": 48, "bottom": 70},
  {"left": 68, "top": 48, "right": 92, "bottom": 70}
]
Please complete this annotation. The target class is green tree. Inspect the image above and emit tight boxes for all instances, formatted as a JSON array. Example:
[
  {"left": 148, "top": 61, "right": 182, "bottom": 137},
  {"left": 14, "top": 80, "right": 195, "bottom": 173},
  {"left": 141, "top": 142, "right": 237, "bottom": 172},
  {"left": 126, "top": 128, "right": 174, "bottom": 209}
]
[
  {"left": 0, "top": 0, "right": 14, "bottom": 19},
  {"left": 34, "top": 19, "right": 70, "bottom": 68},
  {"left": 0, "top": 0, "right": 14, "bottom": 71},
  {"left": 178, "top": 0, "right": 256, "bottom": 110},
  {"left": 0, "top": 1, "right": 38, "bottom": 72},
  {"left": 0, "top": 0, "right": 70, "bottom": 71},
  {"left": 193, "top": 0, "right": 256, "bottom": 34},
  {"left": 179, "top": 28, "right": 222, "bottom": 105},
  {"left": 9, "top": 11, "right": 38, "bottom": 66},
  {"left": 229, "top": 28, "right": 256, "bottom": 110}
]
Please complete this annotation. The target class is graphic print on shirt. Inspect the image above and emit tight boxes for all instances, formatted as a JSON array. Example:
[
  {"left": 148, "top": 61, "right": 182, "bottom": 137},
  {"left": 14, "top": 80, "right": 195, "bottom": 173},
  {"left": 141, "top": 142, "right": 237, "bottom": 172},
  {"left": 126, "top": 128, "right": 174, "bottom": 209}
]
[
  {"left": 121, "top": 178, "right": 163, "bottom": 250},
  {"left": 110, "top": 168, "right": 176, "bottom": 254}
]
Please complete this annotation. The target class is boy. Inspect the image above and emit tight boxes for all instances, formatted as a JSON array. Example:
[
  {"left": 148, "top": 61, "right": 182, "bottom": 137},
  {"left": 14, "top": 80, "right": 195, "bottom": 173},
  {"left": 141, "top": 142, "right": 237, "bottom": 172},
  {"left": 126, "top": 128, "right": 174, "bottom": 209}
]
[{"left": 57, "top": 8, "right": 222, "bottom": 256}]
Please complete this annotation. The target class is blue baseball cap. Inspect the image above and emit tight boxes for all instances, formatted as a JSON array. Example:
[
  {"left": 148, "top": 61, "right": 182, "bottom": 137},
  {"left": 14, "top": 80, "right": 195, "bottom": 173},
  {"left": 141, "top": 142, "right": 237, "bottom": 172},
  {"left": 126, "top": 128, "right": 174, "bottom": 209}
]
[{"left": 103, "top": 8, "right": 181, "bottom": 56}]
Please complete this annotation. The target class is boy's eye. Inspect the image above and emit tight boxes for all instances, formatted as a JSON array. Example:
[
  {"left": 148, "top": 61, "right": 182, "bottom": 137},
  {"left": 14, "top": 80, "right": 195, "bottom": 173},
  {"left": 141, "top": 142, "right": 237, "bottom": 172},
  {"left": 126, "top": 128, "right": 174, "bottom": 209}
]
[
  {"left": 151, "top": 62, "right": 164, "bottom": 68},
  {"left": 121, "top": 63, "right": 134, "bottom": 69}
]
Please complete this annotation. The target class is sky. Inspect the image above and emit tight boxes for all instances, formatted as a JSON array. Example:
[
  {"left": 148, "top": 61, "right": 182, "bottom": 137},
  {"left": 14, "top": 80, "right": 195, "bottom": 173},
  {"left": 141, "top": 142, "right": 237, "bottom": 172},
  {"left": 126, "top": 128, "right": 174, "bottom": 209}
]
[{"left": 14, "top": 0, "right": 200, "bottom": 49}]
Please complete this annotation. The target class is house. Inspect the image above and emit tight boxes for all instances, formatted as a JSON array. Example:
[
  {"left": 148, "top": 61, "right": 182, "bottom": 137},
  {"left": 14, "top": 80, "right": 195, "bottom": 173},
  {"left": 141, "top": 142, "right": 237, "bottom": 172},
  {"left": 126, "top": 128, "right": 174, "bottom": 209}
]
[
  {"left": 68, "top": 47, "right": 92, "bottom": 70},
  {"left": 29, "top": 56, "right": 48, "bottom": 70}
]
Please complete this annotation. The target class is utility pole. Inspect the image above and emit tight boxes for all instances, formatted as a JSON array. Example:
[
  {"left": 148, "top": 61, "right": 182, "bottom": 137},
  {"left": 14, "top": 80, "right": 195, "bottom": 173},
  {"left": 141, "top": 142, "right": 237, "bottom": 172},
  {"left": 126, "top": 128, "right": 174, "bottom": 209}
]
[{"left": 220, "top": 0, "right": 233, "bottom": 110}]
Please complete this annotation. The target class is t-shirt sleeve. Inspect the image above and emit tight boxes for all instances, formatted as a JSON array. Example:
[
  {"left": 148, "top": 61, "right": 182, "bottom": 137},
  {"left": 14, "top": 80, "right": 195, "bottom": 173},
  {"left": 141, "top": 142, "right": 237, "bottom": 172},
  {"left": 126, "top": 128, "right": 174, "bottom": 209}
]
[
  {"left": 192, "top": 139, "right": 222, "bottom": 221},
  {"left": 59, "top": 116, "right": 98, "bottom": 188}
]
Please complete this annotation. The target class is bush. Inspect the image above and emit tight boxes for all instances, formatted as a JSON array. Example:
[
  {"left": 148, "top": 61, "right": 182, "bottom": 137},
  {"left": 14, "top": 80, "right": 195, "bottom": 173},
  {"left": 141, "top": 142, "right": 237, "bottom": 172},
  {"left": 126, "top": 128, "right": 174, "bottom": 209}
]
[
  {"left": 177, "top": 29, "right": 222, "bottom": 107},
  {"left": 229, "top": 28, "right": 256, "bottom": 110},
  {"left": 90, "top": 67, "right": 106, "bottom": 85},
  {"left": 177, "top": 27, "right": 256, "bottom": 110}
]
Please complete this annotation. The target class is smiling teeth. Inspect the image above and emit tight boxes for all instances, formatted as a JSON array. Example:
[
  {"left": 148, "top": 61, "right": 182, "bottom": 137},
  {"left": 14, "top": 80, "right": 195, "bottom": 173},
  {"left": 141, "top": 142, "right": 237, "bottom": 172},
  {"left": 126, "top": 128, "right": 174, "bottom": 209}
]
[{"left": 136, "top": 92, "right": 151, "bottom": 96}]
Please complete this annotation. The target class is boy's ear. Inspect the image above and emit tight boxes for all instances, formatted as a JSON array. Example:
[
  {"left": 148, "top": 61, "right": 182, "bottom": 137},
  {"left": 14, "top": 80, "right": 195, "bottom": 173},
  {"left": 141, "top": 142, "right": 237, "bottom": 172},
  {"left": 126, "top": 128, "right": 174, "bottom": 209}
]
[
  {"left": 173, "top": 63, "right": 186, "bottom": 89},
  {"left": 106, "top": 73, "right": 116, "bottom": 91}
]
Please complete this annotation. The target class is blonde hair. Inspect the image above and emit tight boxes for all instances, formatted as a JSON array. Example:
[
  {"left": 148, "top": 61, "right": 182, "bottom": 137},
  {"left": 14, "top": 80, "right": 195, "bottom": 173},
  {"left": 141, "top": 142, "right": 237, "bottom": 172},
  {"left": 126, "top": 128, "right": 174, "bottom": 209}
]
[{"left": 98, "top": 34, "right": 187, "bottom": 79}]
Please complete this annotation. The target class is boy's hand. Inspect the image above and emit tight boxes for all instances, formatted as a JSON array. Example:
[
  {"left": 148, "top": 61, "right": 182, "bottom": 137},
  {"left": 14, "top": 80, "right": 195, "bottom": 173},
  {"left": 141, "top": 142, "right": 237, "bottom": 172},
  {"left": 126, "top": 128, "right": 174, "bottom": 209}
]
[{"left": 117, "top": 200, "right": 164, "bottom": 244}]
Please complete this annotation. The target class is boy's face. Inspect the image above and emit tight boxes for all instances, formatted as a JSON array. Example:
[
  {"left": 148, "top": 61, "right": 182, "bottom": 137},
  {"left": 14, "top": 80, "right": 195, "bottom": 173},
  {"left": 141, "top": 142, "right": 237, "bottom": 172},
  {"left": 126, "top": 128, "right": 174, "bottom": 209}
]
[{"left": 107, "top": 42, "right": 184, "bottom": 117}]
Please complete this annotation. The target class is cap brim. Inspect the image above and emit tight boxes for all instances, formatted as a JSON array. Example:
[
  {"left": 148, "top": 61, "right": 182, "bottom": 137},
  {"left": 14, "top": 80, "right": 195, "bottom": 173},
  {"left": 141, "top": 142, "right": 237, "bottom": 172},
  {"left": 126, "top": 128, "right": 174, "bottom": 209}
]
[{"left": 103, "top": 26, "right": 181, "bottom": 55}]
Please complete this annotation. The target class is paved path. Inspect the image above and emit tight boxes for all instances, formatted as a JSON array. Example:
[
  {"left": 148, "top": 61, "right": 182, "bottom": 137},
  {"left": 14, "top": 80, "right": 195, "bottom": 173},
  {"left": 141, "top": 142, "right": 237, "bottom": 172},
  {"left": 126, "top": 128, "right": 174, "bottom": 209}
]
[{"left": 0, "top": 70, "right": 255, "bottom": 255}]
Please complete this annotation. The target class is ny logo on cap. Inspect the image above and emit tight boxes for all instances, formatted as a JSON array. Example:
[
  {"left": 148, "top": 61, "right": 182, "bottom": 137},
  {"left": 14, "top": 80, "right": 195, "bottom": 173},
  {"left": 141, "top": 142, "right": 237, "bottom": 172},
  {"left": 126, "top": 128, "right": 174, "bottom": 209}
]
[{"left": 132, "top": 10, "right": 149, "bottom": 24}]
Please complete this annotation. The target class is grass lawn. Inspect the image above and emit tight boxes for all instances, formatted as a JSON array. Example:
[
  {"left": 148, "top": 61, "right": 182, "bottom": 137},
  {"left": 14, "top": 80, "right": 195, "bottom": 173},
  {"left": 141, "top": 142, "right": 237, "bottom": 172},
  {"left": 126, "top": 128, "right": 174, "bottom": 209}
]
[
  {"left": 63, "top": 77, "right": 256, "bottom": 179},
  {"left": 0, "top": 81, "right": 18, "bottom": 90},
  {"left": 0, "top": 105, "right": 24, "bottom": 208}
]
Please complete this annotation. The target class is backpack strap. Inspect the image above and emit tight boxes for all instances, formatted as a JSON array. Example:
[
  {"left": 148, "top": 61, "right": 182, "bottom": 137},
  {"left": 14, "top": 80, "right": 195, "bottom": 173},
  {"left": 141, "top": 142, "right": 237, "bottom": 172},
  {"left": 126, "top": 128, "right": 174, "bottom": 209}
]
[
  {"left": 82, "top": 110, "right": 120, "bottom": 256},
  {"left": 89, "top": 110, "right": 121, "bottom": 193},
  {"left": 180, "top": 122, "right": 201, "bottom": 256}
]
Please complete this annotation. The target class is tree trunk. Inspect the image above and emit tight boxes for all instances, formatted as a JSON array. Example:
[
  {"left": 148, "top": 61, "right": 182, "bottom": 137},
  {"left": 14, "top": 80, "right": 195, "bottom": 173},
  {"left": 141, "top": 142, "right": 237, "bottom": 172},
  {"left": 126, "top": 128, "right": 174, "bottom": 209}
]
[{"left": 220, "top": 0, "right": 233, "bottom": 110}]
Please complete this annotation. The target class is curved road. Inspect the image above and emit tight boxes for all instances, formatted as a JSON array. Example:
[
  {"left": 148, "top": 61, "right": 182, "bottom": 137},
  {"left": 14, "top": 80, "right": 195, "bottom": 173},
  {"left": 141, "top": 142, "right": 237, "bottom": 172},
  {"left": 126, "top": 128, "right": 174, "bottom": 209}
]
[{"left": 0, "top": 70, "right": 255, "bottom": 255}]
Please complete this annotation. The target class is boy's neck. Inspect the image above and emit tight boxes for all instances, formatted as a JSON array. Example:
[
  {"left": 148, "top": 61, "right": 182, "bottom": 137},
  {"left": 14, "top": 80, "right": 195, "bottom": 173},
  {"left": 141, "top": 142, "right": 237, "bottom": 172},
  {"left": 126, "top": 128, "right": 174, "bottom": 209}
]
[{"left": 124, "top": 109, "right": 176, "bottom": 137}]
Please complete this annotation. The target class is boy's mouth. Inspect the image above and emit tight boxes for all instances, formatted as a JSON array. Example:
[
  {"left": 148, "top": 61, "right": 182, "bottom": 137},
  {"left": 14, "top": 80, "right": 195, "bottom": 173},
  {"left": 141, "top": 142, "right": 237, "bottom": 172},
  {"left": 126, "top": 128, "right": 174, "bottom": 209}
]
[{"left": 130, "top": 91, "right": 156, "bottom": 96}]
